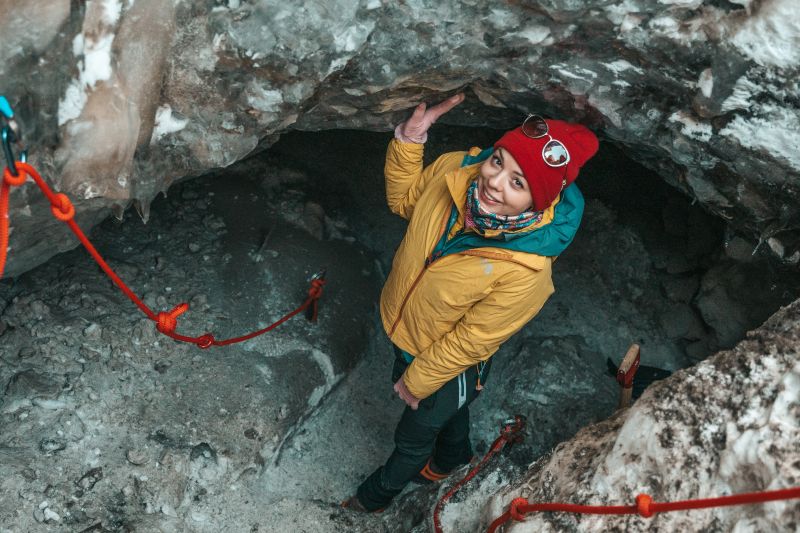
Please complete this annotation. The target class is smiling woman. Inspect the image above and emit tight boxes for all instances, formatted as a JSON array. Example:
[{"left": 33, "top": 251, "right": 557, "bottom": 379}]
[
  {"left": 475, "top": 147, "right": 533, "bottom": 217},
  {"left": 344, "top": 95, "right": 599, "bottom": 513}
]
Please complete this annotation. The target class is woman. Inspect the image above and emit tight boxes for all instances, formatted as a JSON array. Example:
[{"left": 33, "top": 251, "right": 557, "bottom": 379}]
[{"left": 346, "top": 94, "right": 599, "bottom": 512}]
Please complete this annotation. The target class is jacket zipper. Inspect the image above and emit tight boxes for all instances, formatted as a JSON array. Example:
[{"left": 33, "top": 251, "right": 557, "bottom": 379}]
[{"left": 388, "top": 210, "right": 450, "bottom": 337}]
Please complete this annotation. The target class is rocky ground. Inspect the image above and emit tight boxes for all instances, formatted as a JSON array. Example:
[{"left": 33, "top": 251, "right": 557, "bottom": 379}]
[{"left": 1, "top": 127, "right": 797, "bottom": 532}]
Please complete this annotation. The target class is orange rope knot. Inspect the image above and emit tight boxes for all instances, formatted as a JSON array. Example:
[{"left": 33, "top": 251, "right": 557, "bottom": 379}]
[
  {"left": 3, "top": 164, "right": 27, "bottom": 187},
  {"left": 509, "top": 497, "right": 529, "bottom": 522},
  {"left": 308, "top": 277, "right": 325, "bottom": 299},
  {"left": 50, "top": 192, "right": 75, "bottom": 221},
  {"left": 156, "top": 302, "right": 189, "bottom": 334},
  {"left": 636, "top": 493, "right": 654, "bottom": 518},
  {"left": 196, "top": 333, "right": 214, "bottom": 349}
]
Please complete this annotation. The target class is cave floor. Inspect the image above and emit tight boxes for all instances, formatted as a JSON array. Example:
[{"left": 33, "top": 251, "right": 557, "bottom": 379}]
[{"left": 1, "top": 135, "right": 792, "bottom": 531}]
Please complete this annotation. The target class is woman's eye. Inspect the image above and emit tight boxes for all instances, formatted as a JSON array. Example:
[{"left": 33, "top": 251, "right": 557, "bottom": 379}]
[
  {"left": 492, "top": 156, "right": 501, "bottom": 166},
  {"left": 513, "top": 179, "right": 523, "bottom": 188}
]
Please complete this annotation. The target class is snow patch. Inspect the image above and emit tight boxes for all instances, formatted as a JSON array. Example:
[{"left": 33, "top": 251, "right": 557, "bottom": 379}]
[
  {"left": 649, "top": 14, "right": 707, "bottom": 43},
  {"left": 58, "top": 30, "right": 116, "bottom": 126},
  {"left": 333, "top": 21, "right": 373, "bottom": 52},
  {"left": 720, "top": 75, "right": 761, "bottom": 112},
  {"left": 487, "top": 8, "right": 516, "bottom": 29},
  {"left": 603, "top": 59, "right": 644, "bottom": 76},
  {"left": 150, "top": 105, "right": 188, "bottom": 144},
  {"left": 58, "top": 80, "right": 89, "bottom": 126},
  {"left": 83, "top": 34, "right": 115, "bottom": 88},
  {"left": 246, "top": 85, "right": 283, "bottom": 113},
  {"left": 307, "top": 349, "right": 340, "bottom": 408},
  {"left": 549, "top": 64, "right": 598, "bottom": 82},
  {"left": 659, "top": 0, "right": 703, "bottom": 7},
  {"left": 729, "top": 0, "right": 800, "bottom": 69},
  {"left": 72, "top": 34, "right": 84, "bottom": 57},
  {"left": 698, "top": 68, "right": 713, "bottom": 98},
  {"left": 604, "top": 0, "right": 644, "bottom": 26},
  {"left": 669, "top": 111, "right": 713, "bottom": 142},
  {"left": 514, "top": 25, "right": 552, "bottom": 46},
  {"left": 102, "top": 0, "right": 123, "bottom": 26},
  {"left": 719, "top": 107, "right": 800, "bottom": 170}
]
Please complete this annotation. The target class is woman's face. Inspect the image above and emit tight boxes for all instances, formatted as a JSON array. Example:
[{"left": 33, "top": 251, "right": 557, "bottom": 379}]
[{"left": 477, "top": 148, "right": 534, "bottom": 217}]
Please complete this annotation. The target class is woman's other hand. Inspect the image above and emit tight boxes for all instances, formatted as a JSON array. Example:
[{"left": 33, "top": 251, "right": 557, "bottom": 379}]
[
  {"left": 393, "top": 375, "right": 421, "bottom": 410},
  {"left": 395, "top": 93, "right": 465, "bottom": 144}
]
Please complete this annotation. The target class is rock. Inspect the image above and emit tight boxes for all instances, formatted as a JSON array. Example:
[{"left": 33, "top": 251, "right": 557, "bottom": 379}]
[
  {"left": 4, "top": 370, "right": 62, "bottom": 404},
  {"left": 160, "top": 503, "right": 178, "bottom": 518},
  {"left": 302, "top": 201, "right": 326, "bottom": 240},
  {"left": 662, "top": 274, "right": 700, "bottom": 305},
  {"left": 56, "top": 411, "right": 86, "bottom": 442},
  {"left": 82, "top": 323, "right": 102, "bottom": 338},
  {"left": 190, "top": 443, "right": 217, "bottom": 464},
  {"left": 2, "top": 1, "right": 799, "bottom": 278},
  {"left": 38, "top": 438, "right": 66, "bottom": 454},
  {"left": 724, "top": 236, "right": 757, "bottom": 263},
  {"left": 75, "top": 467, "right": 103, "bottom": 491},
  {"left": 659, "top": 303, "right": 707, "bottom": 340},
  {"left": 468, "top": 300, "right": 800, "bottom": 532},
  {"left": 126, "top": 449, "right": 150, "bottom": 466},
  {"left": 17, "top": 346, "right": 36, "bottom": 359},
  {"left": 43, "top": 508, "right": 60, "bottom": 522}
]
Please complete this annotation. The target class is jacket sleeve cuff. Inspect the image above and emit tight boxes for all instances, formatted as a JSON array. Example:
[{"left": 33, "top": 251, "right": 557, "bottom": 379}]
[
  {"left": 402, "top": 361, "right": 433, "bottom": 400},
  {"left": 394, "top": 123, "right": 427, "bottom": 144}
]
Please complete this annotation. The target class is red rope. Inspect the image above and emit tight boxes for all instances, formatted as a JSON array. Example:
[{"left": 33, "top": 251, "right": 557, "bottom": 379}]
[
  {"left": 433, "top": 416, "right": 525, "bottom": 533},
  {"left": 1, "top": 161, "right": 325, "bottom": 348},
  {"left": 486, "top": 486, "right": 800, "bottom": 532}
]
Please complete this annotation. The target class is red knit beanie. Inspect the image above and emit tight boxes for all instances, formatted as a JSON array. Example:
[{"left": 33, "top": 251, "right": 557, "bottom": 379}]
[{"left": 494, "top": 120, "right": 599, "bottom": 211}]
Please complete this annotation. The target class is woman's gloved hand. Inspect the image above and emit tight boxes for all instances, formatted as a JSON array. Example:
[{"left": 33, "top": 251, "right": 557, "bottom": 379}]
[
  {"left": 394, "top": 93, "right": 465, "bottom": 144},
  {"left": 393, "top": 375, "right": 420, "bottom": 410}
]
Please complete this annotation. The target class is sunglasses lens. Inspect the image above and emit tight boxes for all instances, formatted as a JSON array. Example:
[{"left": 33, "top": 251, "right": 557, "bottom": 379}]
[
  {"left": 543, "top": 140, "right": 569, "bottom": 166},
  {"left": 522, "top": 115, "right": 548, "bottom": 138}
]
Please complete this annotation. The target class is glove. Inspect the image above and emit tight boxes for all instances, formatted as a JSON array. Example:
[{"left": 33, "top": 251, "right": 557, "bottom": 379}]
[{"left": 394, "top": 93, "right": 465, "bottom": 144}]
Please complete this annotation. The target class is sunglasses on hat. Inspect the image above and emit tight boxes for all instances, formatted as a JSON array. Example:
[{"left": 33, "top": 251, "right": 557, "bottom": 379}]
[{"left": 521, "top": 115, "right": 571, "bottom": 168}]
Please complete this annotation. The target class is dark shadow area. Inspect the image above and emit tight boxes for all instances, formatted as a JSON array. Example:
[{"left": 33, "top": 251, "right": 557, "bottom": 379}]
[{"left": 264, "top": 125, "right": 800, "bottom": 365}]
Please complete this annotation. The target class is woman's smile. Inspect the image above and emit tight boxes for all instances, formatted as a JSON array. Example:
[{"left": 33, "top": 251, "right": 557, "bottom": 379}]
[{"left": 478, "top": 184, "right": 501, "bottom": 206}]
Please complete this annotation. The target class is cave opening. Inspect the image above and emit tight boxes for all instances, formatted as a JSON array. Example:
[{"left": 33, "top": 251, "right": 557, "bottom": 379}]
[{"left": 0, "top": 124, "right": 798, "bottom": 531}]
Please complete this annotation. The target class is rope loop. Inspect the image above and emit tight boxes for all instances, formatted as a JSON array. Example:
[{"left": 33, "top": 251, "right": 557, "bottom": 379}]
[
  {"left": 196, "top": 333, "right": 214, "bottom": 349},
  {"left": 156, "top": 303, "right": 189, "bottom": 334},
  {"left": 509, "top": 497, "right": 529, "bottom": 522},
  {"left": 50, "top": 192, "right": 75, "bottom": 221},
  {"left": 308, "top": 277, "right": 325, "bottom": 299},
  {"left": 636, "top": 493, "right": 654, "bottom": 518},
  {"left": 3, "top": 163, "right": 26, "bottom": 186}
]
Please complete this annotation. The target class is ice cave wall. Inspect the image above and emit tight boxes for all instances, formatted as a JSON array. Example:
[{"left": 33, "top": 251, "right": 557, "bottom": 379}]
[{"left": 0, "top": 0, "right": 798, "bottom": 277}]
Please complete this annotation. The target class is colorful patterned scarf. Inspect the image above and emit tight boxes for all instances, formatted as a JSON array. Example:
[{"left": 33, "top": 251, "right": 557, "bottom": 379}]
[{"left": 464, "top": 180, "right": 543, "bottom": 233}]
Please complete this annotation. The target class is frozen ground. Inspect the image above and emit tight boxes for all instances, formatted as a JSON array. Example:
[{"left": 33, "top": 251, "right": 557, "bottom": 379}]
[{"left": 1, "top": 128, "right": 797, "bottom": 532}]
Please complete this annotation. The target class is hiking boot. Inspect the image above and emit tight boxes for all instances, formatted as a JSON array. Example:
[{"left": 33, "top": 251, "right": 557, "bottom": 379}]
[
  {"left": 411, "top": 458, "right": 452, "bottom": 485},
  {"left": 341, "top": 496, "right": 384, "bottom": 514}
]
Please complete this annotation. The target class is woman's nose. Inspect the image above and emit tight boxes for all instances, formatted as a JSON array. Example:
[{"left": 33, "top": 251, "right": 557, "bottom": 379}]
[{"left": 486, "top": 172, "right": 504, "bottom": 191}]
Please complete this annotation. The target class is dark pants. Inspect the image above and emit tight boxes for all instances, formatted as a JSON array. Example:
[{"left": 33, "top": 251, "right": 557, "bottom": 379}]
[{"left": 356, "top": 346, "right": 491, "bottom": 511}]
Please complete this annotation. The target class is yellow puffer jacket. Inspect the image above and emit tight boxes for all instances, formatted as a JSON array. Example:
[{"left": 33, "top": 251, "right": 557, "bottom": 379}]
[{"left": 381, "top": 139, "right": 559, "bottom": 399}]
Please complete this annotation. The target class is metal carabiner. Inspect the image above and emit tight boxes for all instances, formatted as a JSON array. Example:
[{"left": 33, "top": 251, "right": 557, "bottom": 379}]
[
  {"left": 0, "top": 95, "right": 13, "bottom": 121},
  {"left": 2, "top": 126, "right": 19, "bottom": 176},
  {"left": 308, "top": 268, "right": 327, "bottom": 282},
  {"left": 0, "top": 95, "right": 22, "bottom": 177}
]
